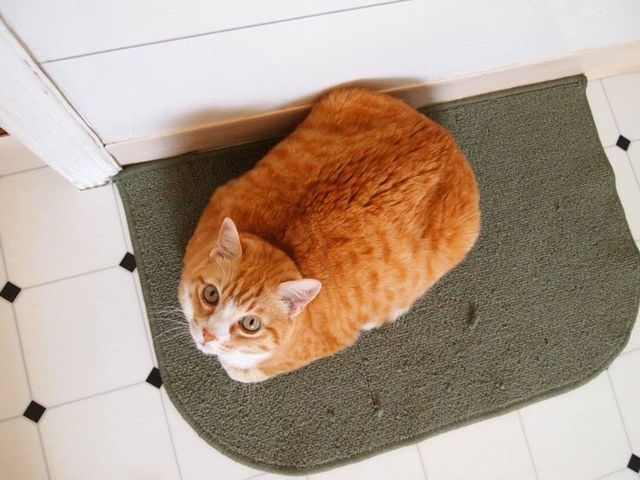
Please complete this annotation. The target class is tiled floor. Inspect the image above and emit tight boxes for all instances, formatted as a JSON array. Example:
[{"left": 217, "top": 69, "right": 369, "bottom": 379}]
[{"left": 1, "top": 72, "right": 640, "bottom": 480}]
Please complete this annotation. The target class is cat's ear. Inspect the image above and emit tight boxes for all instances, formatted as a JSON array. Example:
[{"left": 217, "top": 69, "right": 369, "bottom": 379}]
[
  {"left": 278, "top": 279, "right": 322, "bottom": 317},
  {"left": 210, "top": 218, "right": 242, "bottom": 261}
]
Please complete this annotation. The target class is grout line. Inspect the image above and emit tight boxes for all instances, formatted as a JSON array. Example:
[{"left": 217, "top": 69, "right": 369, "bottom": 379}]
[
  {"left": 517, "top": 411, "right": 540, "bottom": 480},
  {"left": 0, "top": 414, "right": 21, "bottom": 423},
  {"left": 21, "top": 264, "right": 118, "bottom": 290},
  {"left": 593, "top": 467, "right": 627, "bottom": 480},
  {"left": 598, "top": 82, "right": 625, "bottom": 145},
  {"left": 601, "top": 90, "right": 625, "bottom": 135},
  {"left": 157, "top": 391, "right": 184, "bottom": 480},
  {"left": 42, "top": 0, "right": 412, "bottom": 63},
  {"left": 37, "top": 424, "right": 52, "bottom": 480},
  {"left": 46, "top": 381, "right": 144, "bottom": 410},
  {"left": 605, "top": 371, "right": 634, "bottom": 451},
  {"left": 599, "top": 80, "right": 624, "bottom": 137},
  {"left": 415, "top": 443, "right": 429, "bottom": 480},
  {"left": 618, "top": 346, "right": 640, "bottom": 358},
  {"left": 624, "top": 148, "right": 640, "bottom": 192},
  {"left": 7, "top": 304, "right": 32, "bottom": 394},
  {"left": 587, "top": 78, "right": 617, "bottom": 150},
  {"left": 0, "top": 165, "right": 48, "bottom": 178},
  {"left": 598, "top": 69, "right": 638, "bottom": 81},
  {"left": 243, "top": 474, "right": 267, "bottom": 480}
]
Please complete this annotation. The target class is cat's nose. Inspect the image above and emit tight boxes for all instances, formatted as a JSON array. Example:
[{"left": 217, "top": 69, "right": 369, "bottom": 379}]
[{"left": 202, "top": 328, "right": 217, "bottom": 343}]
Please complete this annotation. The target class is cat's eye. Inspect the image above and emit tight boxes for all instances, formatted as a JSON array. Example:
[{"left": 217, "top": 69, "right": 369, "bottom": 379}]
[
  {"left": 202, "top": 284, "right": 219, "bottom": 306},
  {"left": 239, "top": 315, "right": 262, "bottom": 333}
]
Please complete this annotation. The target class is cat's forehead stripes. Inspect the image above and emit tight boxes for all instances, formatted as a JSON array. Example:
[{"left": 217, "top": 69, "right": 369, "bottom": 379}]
[{"left": 222, "top": 279, "right": 264, "bottom": 311}]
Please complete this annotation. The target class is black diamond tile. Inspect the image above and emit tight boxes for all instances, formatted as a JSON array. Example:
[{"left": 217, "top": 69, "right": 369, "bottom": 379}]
[
  {"left": 0, "top": 281, "right": 21, "bottom": 303},
  {"left": 119, "top": 252, "right": 136, "bottom": 272},
  {"left": 146, "top": 367, "right": 162, "bottom": 388},
  {"left": 629, "top": 453, "right": 640, "bottom": 473},
  {"left": 616, "top": 135, "right": 631, "bottom": 151},
  {"left": 23, "top": 401, "right": 46, "bottom": 423}
]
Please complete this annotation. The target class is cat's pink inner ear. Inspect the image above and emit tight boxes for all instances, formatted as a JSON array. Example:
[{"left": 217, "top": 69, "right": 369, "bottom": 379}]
[
  {"left": 278, "top": 279, "right": 322, "bottom": 317},
  {"left": 210, "top": 217, "right": 242, "bottom": 261}
]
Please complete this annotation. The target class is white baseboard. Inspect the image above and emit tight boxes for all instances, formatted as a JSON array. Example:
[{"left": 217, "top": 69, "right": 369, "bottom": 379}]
[
  {"left": 0, "top": 18, "right": 120, "bottom": 188},
  {"left": 109, "top": 40, "right": 640, "bottom": 166}
]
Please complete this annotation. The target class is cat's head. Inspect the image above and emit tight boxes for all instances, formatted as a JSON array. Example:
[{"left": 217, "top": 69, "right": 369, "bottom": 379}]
[{"left": 178, "top": 218, "right": 321, "bottom": 359}]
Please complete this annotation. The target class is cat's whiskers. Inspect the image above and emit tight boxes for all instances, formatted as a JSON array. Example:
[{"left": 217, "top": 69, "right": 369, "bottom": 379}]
[
  {"left": 146, "top": 309, "right": 189, "bottom": 324},
  {"left": 150, "top": 307, "right": 185, "bottom": 315},
  {"left": 153, "top": 325, "right": 190, "bottom": 341},
  {"left": 148, "top": 307, "right": 187, "bottom": 318}
]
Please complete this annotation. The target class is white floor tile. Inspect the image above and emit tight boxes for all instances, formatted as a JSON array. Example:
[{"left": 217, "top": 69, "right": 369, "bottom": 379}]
[
  {"left": 519, "top": 373, "right": 630, "bottom": 480},
  {"left": 602, "top": 72, "right": 640, "bottom": 141},
  {"left": 0, "top": 299, "right": 31, "bottom": 420},
  {"left": 0, "top": 168, "right": 126, "bottom": 286},
  {"left": 418, "top": 412, "right": 536, "bottom": 480},
  {"left": 604, "top": 147, "right": 640, "bottom": 240},
  {"left": 132, "top": 269, "right": 158, "bottom": 364},
  {"left": 309, "top": 445, "right": 425, "bottom": 480},
  {"left": 627, "top": 142, "right": 640, "bottom": 236},
  {"left": 162, "top": 390, "right": 260, "bottom": 480},
  {"left": 112, "top": 183, "right": 134, "bottom": 252},
  {"left": 586, "top": 79, "right": 620, "bottom": 147},
  {"left": 15, "top": 268, "right": 152, "bottom": 406},
  {"left": 599, "top": 469, "right": 639, "bottom": 480},
  {"left": 40, "top": 384, "right": 179, "bottom": 480},
  {"left": 623, "top": 306, "right": 640, "bottom": 354},
  {"left": 626, "top": 242, "right": 640, "bottom": 353},
  {"left": 0, "top": 136, "right": 43, "bottom": 176},
  {"left": 609, "top": 351, "right": 640, "bottom": 452},
  {"left": 0, "top": 416, "right": 48, "bottom": 480}
]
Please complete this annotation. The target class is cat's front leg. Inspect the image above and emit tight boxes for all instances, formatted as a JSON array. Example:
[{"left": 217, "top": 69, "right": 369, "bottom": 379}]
[{"left": 221, "top": 363, "right": 268, "bottom": 383}]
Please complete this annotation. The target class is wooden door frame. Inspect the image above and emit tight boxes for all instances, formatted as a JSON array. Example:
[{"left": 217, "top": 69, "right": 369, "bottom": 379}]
[{"left": 0, "top": 17, "right": 120, "bottom": 189}]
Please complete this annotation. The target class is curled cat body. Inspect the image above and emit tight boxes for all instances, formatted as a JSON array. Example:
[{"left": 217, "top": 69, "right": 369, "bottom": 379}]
[{"left": 179, "top": 87, "right": 480, "bottom": 383}]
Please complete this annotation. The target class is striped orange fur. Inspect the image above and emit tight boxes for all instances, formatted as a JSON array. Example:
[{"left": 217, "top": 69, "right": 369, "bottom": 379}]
[{"left": 179, "top": 87, "right": 480, "bottom": 383}]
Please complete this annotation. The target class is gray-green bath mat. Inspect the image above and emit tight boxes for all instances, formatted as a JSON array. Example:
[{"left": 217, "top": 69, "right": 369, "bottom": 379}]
[{"left": 115, "top": 76, "right": 640, "bottom": 474}]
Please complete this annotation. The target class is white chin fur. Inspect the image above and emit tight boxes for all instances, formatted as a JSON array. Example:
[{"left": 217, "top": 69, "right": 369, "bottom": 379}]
[
  {"left": 193, "top": 339, "right": 272, "bottom": 369},
  {"left": 218, "top": 350, "right": 272, "bottom": 369}
]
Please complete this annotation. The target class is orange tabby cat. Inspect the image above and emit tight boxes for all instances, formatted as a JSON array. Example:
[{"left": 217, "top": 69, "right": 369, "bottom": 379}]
[{"left": 179, "top": 87, "right": 480, "bottom": 383}]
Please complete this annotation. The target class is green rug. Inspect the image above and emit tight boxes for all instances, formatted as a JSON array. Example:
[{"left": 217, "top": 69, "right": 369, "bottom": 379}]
[{"left": 115, "top": 76, "right": 640, "bottom": 474}]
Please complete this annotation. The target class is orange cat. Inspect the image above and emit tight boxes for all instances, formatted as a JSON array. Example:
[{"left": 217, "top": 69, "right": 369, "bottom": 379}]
[{"left": 179, "top": 87, "right": 480, "bottom": 383}]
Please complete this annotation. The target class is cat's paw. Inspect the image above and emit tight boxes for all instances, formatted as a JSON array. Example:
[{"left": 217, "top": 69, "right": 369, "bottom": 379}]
[
  {"left": 361, "top": 321, "right": 381, "bottom": 331},
  {"left": 391, "top": 307, "right": 409, "bottom": 321},
  {"left": 221, "top": 364, "right": 268, "bottom": 383}
]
